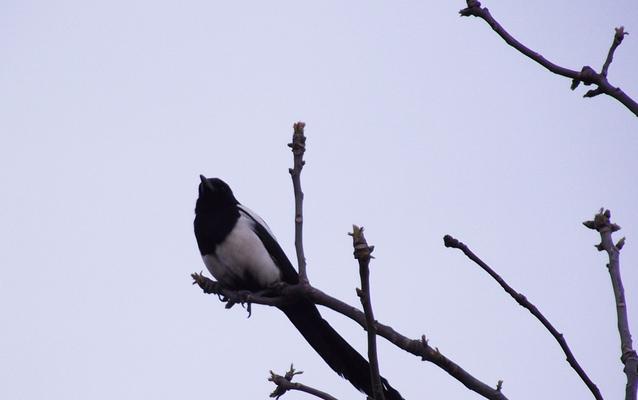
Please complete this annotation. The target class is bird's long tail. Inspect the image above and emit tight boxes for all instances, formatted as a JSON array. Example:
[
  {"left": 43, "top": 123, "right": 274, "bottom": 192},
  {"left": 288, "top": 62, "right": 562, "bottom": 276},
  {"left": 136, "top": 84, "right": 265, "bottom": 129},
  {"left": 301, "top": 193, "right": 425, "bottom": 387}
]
[{"left": 279, "top": 300, "right": 404, "bottom": 400}]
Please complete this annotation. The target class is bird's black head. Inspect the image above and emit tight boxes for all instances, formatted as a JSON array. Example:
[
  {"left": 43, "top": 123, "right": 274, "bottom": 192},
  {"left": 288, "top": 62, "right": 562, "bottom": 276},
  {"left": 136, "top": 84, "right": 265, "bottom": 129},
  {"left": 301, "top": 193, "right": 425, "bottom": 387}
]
[{"left": 196, "top": 175, "right": 239, "bottom": 214}]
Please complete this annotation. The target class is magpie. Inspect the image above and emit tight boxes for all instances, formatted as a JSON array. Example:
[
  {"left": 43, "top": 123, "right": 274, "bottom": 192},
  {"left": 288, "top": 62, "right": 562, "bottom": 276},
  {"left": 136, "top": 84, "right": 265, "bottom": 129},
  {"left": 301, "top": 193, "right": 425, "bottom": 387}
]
[{"left": 194, "top": 175, "right": 404, "bottom": 400}]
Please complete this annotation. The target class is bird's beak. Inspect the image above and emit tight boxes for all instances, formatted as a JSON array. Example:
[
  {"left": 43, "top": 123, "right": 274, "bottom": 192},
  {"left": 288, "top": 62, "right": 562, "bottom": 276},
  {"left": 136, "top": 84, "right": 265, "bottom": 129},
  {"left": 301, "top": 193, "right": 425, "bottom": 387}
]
[{"left": 199, "top": 174, "right": 215, "bottom": 192}]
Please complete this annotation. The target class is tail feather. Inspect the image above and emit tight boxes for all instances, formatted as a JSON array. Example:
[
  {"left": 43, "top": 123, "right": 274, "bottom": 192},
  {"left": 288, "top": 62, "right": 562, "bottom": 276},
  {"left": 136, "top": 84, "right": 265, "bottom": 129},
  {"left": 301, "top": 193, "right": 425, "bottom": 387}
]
[{"left": 279, "top": 300, "right": 404, "bottom": 400}]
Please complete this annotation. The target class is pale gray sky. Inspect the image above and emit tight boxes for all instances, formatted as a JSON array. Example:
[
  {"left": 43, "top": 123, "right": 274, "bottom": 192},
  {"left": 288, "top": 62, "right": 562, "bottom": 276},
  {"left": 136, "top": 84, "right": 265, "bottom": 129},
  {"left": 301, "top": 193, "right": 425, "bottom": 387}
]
[{"left": 1, "top": 1, "right": 637, "bottom": 399}]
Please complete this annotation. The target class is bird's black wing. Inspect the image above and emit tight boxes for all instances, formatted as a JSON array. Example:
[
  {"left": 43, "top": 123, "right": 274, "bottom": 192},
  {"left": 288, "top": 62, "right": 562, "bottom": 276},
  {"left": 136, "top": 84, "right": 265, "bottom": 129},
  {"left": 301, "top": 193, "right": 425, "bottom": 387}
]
[{"left": 238, "top": 205, "right": 299, "bottom": 285}]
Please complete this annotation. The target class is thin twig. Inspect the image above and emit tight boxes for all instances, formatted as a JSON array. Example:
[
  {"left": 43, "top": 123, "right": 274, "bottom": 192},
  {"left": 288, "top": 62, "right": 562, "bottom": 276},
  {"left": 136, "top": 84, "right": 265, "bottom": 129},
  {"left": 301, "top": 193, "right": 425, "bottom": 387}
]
[
  {"left": 584, "top": 209, "right": 638, "bottom": 400},
  {"left": 350, "top": 225, "right": 385, "bottom": 400},
  {"left": 459, "top": 0, "right": 638, "bottom": 117},
  {"left": 443, "top": 234, "right": 604, "bottom": 400},
  {"left": 601, "top": 27, "right": 628, "bottom": 78},
  {"left": 269, "top": 365, "right": 339, "bottom": 400},
  {"left": 288, "top": 121, "right": 309, "bottom": 283},
  {"left": 192, "top": 272, "right": 509, "bottom": 400}
]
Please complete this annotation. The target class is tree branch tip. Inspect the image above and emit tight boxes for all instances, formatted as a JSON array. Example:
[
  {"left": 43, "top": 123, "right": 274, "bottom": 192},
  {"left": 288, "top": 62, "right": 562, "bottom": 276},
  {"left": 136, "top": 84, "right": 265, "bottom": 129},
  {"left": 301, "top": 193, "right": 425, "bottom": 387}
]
[
  {"left": 443, "top": 234, "right": 460, "bottom": 248},
  {"left": 458, "top": 8, "right": 472, "bottom": 17},
  {"left": 459, "top": 7, "right": 478, "bottom": 17},
  {"left": 459, "top": 0, "right": 482, "bottom": 17},
  {"left": 616, "top": 237, "right": 626, "bottom": 250},
  {"left": 583, "top": 88, "right": 603, "bottom": 98},
  {"left": 350, "top": 225, "right": 375, "bottom": 260},
  {"left": 570, "top": 78, "right": 581, "bottom": 90},
  {"left": 287, "top": 365, "right": 303, "bottom": 378},
  {"left": 615, "top": 26, "right": 628, "bottom": 39},
  {"left": 289, "top": 122, "right": 307, "bottom": 155},
  {"left": 496, "top": 380, "right": 503, "bottom": 392},
  {"left": 583, "top": 209, "right": 621, "bottom": 232},
  {"left": 583, "top": 220, "right": 596, "bottom": 229}
]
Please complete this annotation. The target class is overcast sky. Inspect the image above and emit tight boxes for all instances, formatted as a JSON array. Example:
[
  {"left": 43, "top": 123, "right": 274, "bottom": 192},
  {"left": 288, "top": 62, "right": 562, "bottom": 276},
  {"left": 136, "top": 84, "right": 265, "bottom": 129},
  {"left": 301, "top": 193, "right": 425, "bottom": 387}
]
[{"left": 1, "top": 1, "right": 637, "bottom": 399}]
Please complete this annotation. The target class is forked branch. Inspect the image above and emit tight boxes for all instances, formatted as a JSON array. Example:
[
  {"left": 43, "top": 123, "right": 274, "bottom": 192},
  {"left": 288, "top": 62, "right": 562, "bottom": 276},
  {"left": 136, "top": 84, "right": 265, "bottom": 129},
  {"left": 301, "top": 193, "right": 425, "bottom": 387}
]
[
  {"left": 269, "top": 365, "right": 339, "bottom": 400},
  {"left": 459, "top": 0, "right": 638, "bottom": 117},
  {"left": 192, "top": 273, "right": 509, "bottom": 400}
]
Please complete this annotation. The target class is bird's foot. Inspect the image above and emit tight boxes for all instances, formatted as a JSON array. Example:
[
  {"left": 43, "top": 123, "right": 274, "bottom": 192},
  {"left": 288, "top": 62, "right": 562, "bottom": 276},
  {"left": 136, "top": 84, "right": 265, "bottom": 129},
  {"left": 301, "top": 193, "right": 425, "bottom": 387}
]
[
  {"left": 191, "top": 271, "right": 220, "bottom": 294},
  {"left": 225, "top": 290, "right": 255, "bottom": 317}
]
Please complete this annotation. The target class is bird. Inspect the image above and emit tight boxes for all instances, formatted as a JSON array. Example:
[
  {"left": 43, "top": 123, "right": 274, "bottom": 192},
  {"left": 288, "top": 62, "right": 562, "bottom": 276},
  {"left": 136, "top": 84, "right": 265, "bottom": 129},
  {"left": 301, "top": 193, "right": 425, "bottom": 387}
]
[{"left": 194, "top": 175, "right": 404, "bottom": 400}]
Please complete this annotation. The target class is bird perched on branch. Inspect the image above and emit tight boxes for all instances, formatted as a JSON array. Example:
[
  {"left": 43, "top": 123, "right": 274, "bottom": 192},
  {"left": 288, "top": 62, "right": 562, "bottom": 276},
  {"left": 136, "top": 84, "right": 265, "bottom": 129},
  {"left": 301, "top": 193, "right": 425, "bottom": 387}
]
[{"left": 194, "top": 175, "right": 404, "bottom": 400}]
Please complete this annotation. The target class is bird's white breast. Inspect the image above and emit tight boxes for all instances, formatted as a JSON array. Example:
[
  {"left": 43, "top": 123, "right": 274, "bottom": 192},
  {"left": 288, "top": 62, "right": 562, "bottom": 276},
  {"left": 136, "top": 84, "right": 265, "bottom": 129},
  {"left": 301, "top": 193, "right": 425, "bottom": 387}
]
[{"left": 202, "top": 215, "right": 281, "bottom": 288}]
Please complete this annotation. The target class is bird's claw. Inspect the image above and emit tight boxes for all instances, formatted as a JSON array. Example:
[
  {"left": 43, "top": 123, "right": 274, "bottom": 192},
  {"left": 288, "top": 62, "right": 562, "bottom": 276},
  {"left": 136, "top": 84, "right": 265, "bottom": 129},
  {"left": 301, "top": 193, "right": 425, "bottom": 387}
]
[
  {"left": 191, "top": 271, "right": 219, "bottom": 294},
  {"left": 224, "top": 290, "right": 254, "bottom": 317}
]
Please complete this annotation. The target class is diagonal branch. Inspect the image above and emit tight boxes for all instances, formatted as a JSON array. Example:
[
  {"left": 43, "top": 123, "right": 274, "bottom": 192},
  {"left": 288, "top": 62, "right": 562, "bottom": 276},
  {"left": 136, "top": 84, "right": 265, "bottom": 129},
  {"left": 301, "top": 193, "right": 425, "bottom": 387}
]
[
  {"left": 350, "top": 225, "right": 384, "bottom": 400},
  {"left": 584, "top": 209, "right": 638, "bottom": 400},
  {"left": 443, "top": 234, "right": 604, "bottom": 400},
  {"left": 459, "top": 0, "right": 638, "bottom": 117},
  {"left": 192, "top": 272, "right": 509, "bottom": 400},
  {"left": 288, "top": 122, "right": 309, "bottom": 283}
]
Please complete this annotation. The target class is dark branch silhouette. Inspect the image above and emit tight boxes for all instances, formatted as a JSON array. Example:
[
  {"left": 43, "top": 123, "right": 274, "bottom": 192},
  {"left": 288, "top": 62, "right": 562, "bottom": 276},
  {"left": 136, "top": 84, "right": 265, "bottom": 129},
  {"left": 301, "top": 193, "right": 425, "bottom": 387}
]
[
  {"left": 269, "top": 365, "right": 339, "bottom": 400},
  {"left": 191, "top": 272, "right": 508, "bottom": 400},
  {"left": 459, "top": 0, "right": 638, "bottom": 117},
  {"left": 584, "top": 209, "right": 638, "bottom": 400},
  {"left": 288, "top": 121, "right": 309, "bottom": 283},
  {"left": 443, "top": 234, "right": 603, "bottom": 400},
  {"left": 350, "top": 225, "right": 385, "bottom": 400}
]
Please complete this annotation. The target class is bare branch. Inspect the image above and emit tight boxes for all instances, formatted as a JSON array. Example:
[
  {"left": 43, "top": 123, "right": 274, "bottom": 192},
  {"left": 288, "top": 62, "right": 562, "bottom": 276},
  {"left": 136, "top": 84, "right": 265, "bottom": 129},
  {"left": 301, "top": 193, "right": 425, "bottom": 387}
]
[
  {"left": 349, "top": 225, "right": 384, "bottom": 400},
  {"left": 584, "top": 209, "right": 638, "bottom": 400},
  {"left": 459, "top": 0, "right": 638, "bottom": 117},
  {"left": 601, "top": 27, "right": 629, "bottom": 78},
  {"left": 192, "top": 272, "right": 509, "bottom": 400},
  {"left": 288, "top": 121, "right": 309, "bottom": 283},
  {"left": 443, "top": 234, "right": 604, "bottom": 400},
  {"left": 269, "top": 365, "right": 339, "bottom": 400}
]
